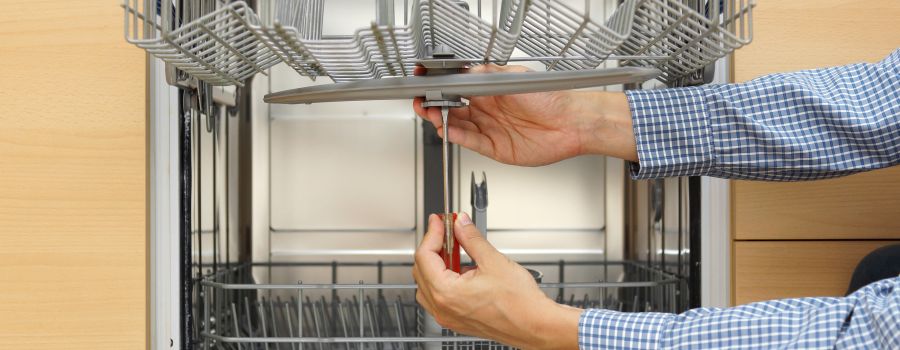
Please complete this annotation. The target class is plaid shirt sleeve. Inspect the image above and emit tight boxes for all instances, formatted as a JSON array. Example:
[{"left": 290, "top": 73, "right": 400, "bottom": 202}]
[
  {"left": 579, "top": 276, "right": 900, "bottom": 349},
  {"left": 626, "top": 48, "right": 900, "bottom": 181}
]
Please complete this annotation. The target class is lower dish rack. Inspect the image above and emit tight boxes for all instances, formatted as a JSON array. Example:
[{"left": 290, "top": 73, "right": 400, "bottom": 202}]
[{"left": 194, "top": 260, "right": 687, "bottom": 349}]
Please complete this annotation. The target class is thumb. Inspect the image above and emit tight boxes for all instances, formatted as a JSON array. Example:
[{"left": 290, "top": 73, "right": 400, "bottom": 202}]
[{"left": 454, "top": 212, "right": 502, "bottom": 266}]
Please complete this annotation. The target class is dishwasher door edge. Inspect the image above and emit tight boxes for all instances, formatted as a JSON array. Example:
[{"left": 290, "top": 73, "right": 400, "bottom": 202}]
[
  {"left": 699, "top": 56, "right": 733, "bottom": 309},
  {"left": 148, "top": 57, "right": 182, "bottom": 350}
]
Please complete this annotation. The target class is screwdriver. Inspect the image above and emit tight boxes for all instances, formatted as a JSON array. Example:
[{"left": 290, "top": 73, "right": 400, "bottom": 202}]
[
  {"left": 415, "top": 55, "right": 465, "bottom": 273},
  {"left": 440, "top": 106, "right": 457, "bottom": 272}
]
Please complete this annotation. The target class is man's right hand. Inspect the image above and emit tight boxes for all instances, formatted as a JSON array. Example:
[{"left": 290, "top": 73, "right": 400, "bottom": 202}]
[{"left": 412, "top": 64, "right": 638, "bottom": 166}]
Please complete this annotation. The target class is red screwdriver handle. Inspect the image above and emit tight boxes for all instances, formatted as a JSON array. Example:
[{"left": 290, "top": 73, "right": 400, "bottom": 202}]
[{"left": 437, "top": 213, "right": 461, "bottom": 273}]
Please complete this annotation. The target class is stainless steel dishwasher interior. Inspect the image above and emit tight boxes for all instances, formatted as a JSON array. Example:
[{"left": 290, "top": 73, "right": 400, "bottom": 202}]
[{"left": 132, "top": 0, "right": 755, "bottom": 348}]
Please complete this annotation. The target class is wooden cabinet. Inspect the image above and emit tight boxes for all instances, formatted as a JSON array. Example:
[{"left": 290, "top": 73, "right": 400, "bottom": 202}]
[
  {"left": 0, "top": 1, "right": 146, "bottom": 349},
  {"left": 731, "top": 0, "right": 900, "bottom": 306},
  {"left": 734, "top": 167, "right": 900, "bottom": 241},
  {"left": 734, "top": 241, "right": 898, "bottom": 305}
]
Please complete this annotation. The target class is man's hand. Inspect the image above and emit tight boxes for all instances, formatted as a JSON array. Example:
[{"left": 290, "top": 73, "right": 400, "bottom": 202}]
[
  {"left": 413, "top": 64, "right": 637, "bottom": 166},
  {"left": 412, "top": 213, "right": 582, "bottom": 349}
]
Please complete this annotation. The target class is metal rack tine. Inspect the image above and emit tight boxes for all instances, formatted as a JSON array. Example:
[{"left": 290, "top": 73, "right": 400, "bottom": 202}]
[
  {"left": 200, "top": 261, "right": 690, "bottom": 347},
  {"left": 357, "top": 282, "right": 365, "bottom": 340},
  {"left": 269, "top": 298, "right": 280, "bottom": 347},
  {"left": 283, "top": 298, "right": 297, "bottom": 350},
  {"left": 378, "top": 294, "right": 402, "bottom": 349},
  {"left": 231, "top": 302, "right": 242, "bottom": 350},
  {"left": 394, "top": 297, "right": 409, "bottom": 350},
  {"left": 312, "top": 299, "right": 324, "bottom": 350},
  {"left": 303, "top": 296, "right": 314, "bottom": 344},
  {"left": 337, "top": 300, "right": 352, "bottom": 350},
  {"left": 258, "top": 298, "right": 270, "bottom": 350},
  {"left": 344, "top": 300, "right": 360, "bottom": 349},
  {"left": 365, "top": 296, "right": 381, "bottom": 350}
]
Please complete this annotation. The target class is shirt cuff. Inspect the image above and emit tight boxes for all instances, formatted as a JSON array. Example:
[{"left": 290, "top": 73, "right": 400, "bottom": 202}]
[
  {"left": 625, "top": 87, "right": 716, "bottom": 179},
  {"left": 579, "top": 309, "right": 670, "bottom": 350}
]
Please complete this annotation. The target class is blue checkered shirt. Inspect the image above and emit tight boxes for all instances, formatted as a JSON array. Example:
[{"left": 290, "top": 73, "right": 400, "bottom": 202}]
[
  {"left": 579, "top": 50, "right": 900, "bottom": 349},
  {"left": 579, "top": 277, "right": 899, "bottom": 349},
  {"left": 627, "top": 49, "right": 899, "bottom": 181}
]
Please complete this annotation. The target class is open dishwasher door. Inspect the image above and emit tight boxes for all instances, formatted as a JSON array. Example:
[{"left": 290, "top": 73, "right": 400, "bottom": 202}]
[{"left": 135, "top": 0, "right": 754, "bottom": 348}]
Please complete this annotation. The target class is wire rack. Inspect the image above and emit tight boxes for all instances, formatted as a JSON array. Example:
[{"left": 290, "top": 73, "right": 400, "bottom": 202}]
[
  {"left": 194, "top": 260, "right": 686, "bottom": 349},
  {"left": 512, "top": 0, "right": 637, "bottom": 71},
  {"left": 617, "top": 0, "right": 754, "bottom": 83},
  {"left": 124, "top": 0, "right": 754, "bottom": 86},
  {"left": 124, "top": 0, "right": 281, "bottom": 85}
]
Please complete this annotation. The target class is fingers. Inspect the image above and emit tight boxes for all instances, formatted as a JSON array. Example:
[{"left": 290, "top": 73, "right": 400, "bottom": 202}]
[
  {"left": 468, "top": 64, "right": 532, "bottom": 73},
  {"left": 415, "top": 289, "right": 435, "bottom": 315},
  {"left": 437, "top": 125, "right": 494, "bottom": 157},
  {"left": 413, "top": 97, "right": 427, "bottom": 120},
  {"left": 454, "top": 212, "right": 503, "bottom": 267},
  {"left": 415, "top": 214, "right": 452, "bottom": 282},
  {"left": 413, "top": 98, "right": 472, "bottom": 127},
  {"left": 420, "top": 214, "right": 444, "bottom": 253},
  {"left": 460, "top": 265, "right": 478, "bottom": 274},
  {"left": 412, "top": 98, "right": 444, "bottom": 126}
]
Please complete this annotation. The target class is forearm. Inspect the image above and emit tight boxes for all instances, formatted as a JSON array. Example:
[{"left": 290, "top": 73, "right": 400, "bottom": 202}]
[
  {"left": 527, "top": 301, "right": 582, "bottom": 350},
  {"left": 574, "top": 91, "right": 638, "bottom": 163},
  {"left": 479, "top": 297, "right": 582, "bottom": 349}
]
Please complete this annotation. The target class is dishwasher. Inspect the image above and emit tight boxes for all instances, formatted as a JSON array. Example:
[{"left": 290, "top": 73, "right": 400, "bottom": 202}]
[{"left": 127, "top": 0, "right": 755, "bottom": 348}]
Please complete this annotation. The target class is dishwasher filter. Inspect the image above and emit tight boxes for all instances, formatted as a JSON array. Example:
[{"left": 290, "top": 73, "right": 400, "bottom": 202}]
[{"left": 130, "top": 0, "right": 754, "bottom": 349}]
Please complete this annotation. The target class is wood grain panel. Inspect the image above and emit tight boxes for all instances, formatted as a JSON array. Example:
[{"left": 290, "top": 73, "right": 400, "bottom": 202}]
[
  {"left": 733, "top": 0, "right": 900, "bottom": 82},
  {"left": 734, "top": 167, "right": 900, "bottom": 240},
  {"left": 734, "top": 241, "right": 899, "bottom": 305},
  {"left": 731, "top": 0, "right": 900, "bottom": 240},
  {"left": 0, "top": 1, "right": 147, "bottom": 349}
]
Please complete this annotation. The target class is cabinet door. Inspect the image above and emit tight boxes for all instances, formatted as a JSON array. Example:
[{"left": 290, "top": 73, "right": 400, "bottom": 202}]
[
  {"left": 733, "top": 167, "right": 900, "bottom": 240},
  {"left": 0, "top": 1, "right": 146, "bottom": 349},
  {"left": 731, "top": 0, "right": 900, "bottom": 241},
  {"left": 734, "top": 241, "right": 899, "bottom": 305}
]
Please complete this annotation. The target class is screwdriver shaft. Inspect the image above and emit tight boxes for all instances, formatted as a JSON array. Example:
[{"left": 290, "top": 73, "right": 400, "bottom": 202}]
[{"left": 440, "top": 106, "right": 453, "bottom": 270}]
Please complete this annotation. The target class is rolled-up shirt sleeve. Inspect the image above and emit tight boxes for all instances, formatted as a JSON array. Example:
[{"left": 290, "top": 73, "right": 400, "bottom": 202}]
[{"left": 626, "top": 48, "right": 900, "bottom": 181}]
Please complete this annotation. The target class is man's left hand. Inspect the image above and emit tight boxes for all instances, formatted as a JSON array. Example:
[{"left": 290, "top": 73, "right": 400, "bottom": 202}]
[{"left": 412, "top": 213, "right": 581, "bottom": 349}]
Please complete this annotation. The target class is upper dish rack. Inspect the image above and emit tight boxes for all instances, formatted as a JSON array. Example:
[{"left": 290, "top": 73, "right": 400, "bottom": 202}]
[{"left": 124, "top": 0, "right": 754, "bottom": 86}]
